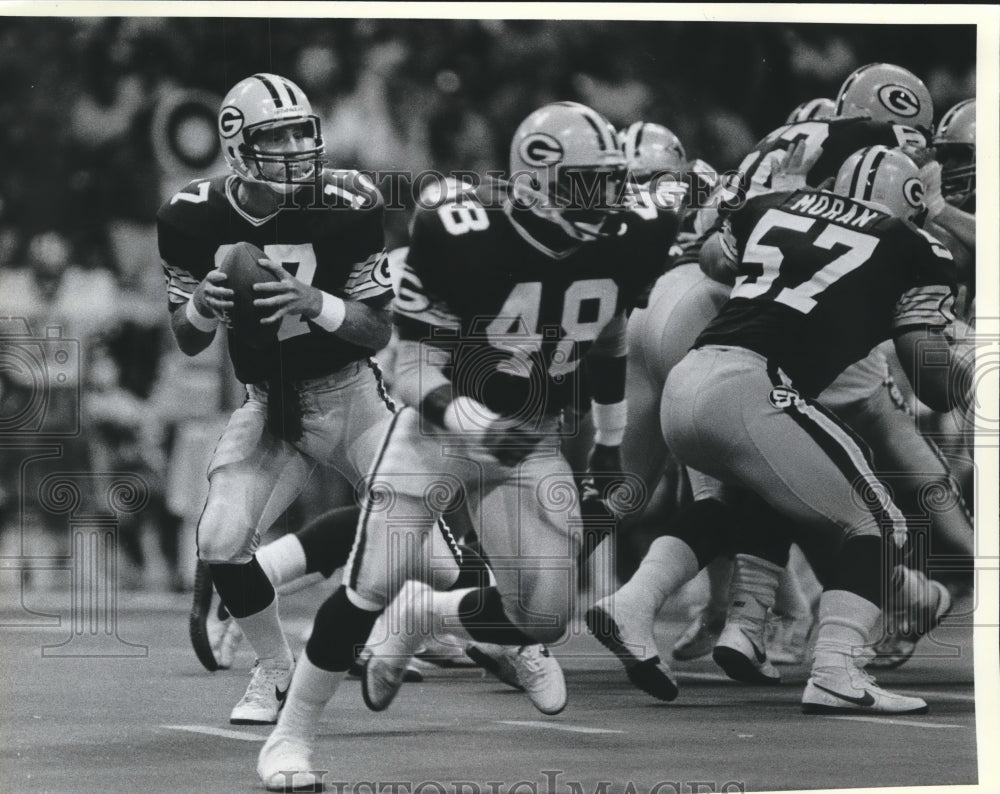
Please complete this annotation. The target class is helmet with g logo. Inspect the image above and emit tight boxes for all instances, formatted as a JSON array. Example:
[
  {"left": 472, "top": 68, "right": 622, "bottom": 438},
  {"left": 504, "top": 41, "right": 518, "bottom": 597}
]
[
  {"left": 218, "top": 73, "right": 324, "bottom": 189},
  {"left": 619, "top": 121, "right": 687, "bottom": 182},
  {"left": 835, "top": 63, "right": 933, "bottom": 133},
  {"left": 934, "top": 99, "right": 975, "bottom": 210},
  {"left": 509, "top": 101, "right": 627, "bottom": 241},
  {"left": 833, "top": 145, "right": 925, "bottom": 221}
]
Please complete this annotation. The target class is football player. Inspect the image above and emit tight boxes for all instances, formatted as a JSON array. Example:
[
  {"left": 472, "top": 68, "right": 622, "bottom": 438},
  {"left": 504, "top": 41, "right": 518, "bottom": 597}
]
[
  {"left": 678, "top": 71, "right": 974, "bottom": 675},
  {"left": 158, "top": 73, "right": 401, "bottom": 726},
  {"left": 615, "top": 122, "right": 739, "bottom": 665},
  {"left": 597, "top": 144, "right": 970, "bottom": 715},
  {"left": 928, "top": 97, "right": 976, "bottom": 318},
  {"left": 256, "top": 101, "right": 678, "bottom": 791},
  {"left": 934, "top": 98, "right": 976, "bottom": 214}
]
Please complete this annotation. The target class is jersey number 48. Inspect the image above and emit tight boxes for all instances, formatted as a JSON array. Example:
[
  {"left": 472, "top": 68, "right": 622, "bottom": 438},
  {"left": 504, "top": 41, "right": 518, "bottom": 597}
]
[{"left": 486, "top": 279, "right": 618, "bottom": 378}]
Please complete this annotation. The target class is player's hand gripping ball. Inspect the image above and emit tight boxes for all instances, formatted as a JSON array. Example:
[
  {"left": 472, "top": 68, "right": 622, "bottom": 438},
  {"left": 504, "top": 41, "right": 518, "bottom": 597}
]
[{"left": 218, "top": 241, "right": 281, "bottom": 349}]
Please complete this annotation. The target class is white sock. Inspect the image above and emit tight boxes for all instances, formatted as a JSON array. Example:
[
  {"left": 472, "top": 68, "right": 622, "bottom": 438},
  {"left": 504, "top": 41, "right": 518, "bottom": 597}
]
[
  {"left": 256, "top": 535, "right": 308, "bottom": 591},
  {"left": 812, "top": 589, "right": 881, "bottom": 672},
  {"left": 726, "top": 554, "right": 782, "bottom": 632},
  {"left": 429, "top": 588, "right": 476, "bottom": 644},
  {"left": 615, "top": 535, "right": 699, "bottom": 618},
  {"left": 273, "top": 654, "right": 344, "bottom": 740},
  {"left": 236, "top": 598, "right": 293, "bottom": 667}
]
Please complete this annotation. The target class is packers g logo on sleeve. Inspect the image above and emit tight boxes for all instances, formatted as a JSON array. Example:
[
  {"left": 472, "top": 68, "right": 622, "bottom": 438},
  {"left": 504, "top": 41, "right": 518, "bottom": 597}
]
[
  {"left": 768, "top": 385, "right": 801, "bottom": 409},
  {"left": 903, "top": 177, "right": 924, "bottom": 208},
  {"left": 519, "top": 133, "right": 565, "bottom": 167},
  {"left": 219, "top": 106, "right": 245, "bottom": 138},
  {"left": 877, "top": 85, "right": 921, "bottom": 119}
]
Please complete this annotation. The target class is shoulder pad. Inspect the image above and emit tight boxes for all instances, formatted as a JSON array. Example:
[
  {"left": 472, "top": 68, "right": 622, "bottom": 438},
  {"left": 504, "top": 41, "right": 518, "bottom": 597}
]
[
  {"left": 159, "top": 175, "right": 226, "bottom": 217},
  {"left": 321, "top": 168, "right": 383, "bottom": 210}
]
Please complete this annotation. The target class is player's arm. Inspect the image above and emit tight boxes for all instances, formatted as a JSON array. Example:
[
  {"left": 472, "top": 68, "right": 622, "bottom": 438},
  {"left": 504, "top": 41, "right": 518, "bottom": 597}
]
[
  {"left": 168, "top": 271, "right": 234, "bottom": 356},
  {"left": 698, "top": 216, "right": 740, "bottom": 286},
  {"left": 387, "top": 250, "right": 493, "bottom": 431},
  {"left": 920, "top": 158, "right": 976, "bottom": 251},
  {"left": 578, "top": 311, "right": 630, "bottom": 499},
  {"left": 891, "top": 237, "right": 970, "bottom": 413},
  {"left": 157, "top": 213, "right": 234, "bottom": 357},
  {"left": 253, "top": 186, "right": 393, "bottom": 349},
  {"left": 253, "top": 256, "right": 392, "bottom": 350},
  {"left": 583, "top": 311, "right": 629, "bottom": 449},
  {"left": 893, "top": 326, "right": 972, "bottom": 414},
  {"left": 927, "top": 205, "right": 975, "bottom": 253}
]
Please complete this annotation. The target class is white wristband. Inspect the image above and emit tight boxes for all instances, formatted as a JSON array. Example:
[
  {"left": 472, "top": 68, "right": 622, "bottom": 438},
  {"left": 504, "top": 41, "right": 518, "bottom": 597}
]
[
  {"left": 185, "top": 297, "right": 220, "bottom": 333},
  {"left": 313, "top": 292, "right": 347, "bottom": 332},
  {"left": 592, "top": 400, "right": 627, "bottom": 446},
  {"left": 443, "top": 396, "right": 500, "bottom": 433}
]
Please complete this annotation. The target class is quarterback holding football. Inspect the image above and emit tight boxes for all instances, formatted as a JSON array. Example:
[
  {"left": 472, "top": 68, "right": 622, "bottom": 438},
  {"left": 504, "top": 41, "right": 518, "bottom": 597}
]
[{"left": 157, "top": 73, "right": 396, "bottom": 727}]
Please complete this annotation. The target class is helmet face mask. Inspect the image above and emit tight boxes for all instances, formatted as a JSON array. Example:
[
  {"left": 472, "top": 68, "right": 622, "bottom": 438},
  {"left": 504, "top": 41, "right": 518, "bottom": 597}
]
[
  {"left": 219, "top": 73, "right": 325, "bottom": 193},
  {"left": 833, "top": 145, "right": 926, "bottom": 222},
  {"left": 834, "top": 63, "right": 934, "bottom": 133},
  {"left": 509, "top": 102, "right": 628, "bottom": 242},
  {"left": 934, "top": 99, "right": 976, "bottom": 210},
  {"left": 243, "top": 117, "right": 323, "bottom": 188}
]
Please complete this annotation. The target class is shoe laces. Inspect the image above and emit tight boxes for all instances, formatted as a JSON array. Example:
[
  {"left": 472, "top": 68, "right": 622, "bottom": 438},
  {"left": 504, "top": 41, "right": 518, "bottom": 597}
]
[
  {"left": 240, "top": 661, "right": 290, "bottom": 704},
  {"left": 515, "top": 645, "right": 549, "bottom": 680},
  {"left": 847, "top": 659, "right": 879, "bottom": 691}
]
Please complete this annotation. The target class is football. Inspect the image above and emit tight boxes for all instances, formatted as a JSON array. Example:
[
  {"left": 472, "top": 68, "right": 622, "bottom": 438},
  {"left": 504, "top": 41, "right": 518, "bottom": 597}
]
[{"left": 218, "top": 241, "right": 280, "bottom": 349}]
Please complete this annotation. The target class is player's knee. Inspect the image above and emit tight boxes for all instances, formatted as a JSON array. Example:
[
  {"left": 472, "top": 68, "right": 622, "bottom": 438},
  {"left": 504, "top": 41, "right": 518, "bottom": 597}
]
[
  {"left": 197, "top": 509, "right": 254, "bottom": 564},
  {"left": 197, "top": 542, "right": 254, "bottom": 565}
]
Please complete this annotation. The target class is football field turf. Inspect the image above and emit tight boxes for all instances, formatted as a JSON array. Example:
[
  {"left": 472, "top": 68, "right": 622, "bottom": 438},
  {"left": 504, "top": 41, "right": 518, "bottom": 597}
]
[{"left": 1, "top": 583, "right": 980, "bottom": 794}]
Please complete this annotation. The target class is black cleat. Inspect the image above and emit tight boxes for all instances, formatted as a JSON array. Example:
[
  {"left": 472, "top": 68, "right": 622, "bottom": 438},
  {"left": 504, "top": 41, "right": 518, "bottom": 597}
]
[{"left": 585, "top": 603, "right": 678, "bottom": 702}]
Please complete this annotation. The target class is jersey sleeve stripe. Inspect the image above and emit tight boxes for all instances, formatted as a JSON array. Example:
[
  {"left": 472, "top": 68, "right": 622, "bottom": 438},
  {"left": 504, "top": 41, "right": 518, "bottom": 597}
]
[
  {"left": 393, "top": 301, "right": 461, "bottom": 329},
  {"left": 893, "top": 286, "right": 956, "bottom": 330},
  {"left": 162, "top": 261, "right": 197, "bottom": 303},
  {"left": 346, "top": 283, "right": 392, "bottom": 301},
  {"left": 167, "top": 286, "right": 193, "bottom": 304},
  {"left": 161, "top": 261, "right": 199, "bottom": 283}
]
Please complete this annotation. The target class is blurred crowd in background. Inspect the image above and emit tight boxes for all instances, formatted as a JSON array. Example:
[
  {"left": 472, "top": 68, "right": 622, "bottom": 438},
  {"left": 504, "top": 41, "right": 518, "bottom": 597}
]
[{"left": 0, "top": 16, "right": 978, "bottom": 592}]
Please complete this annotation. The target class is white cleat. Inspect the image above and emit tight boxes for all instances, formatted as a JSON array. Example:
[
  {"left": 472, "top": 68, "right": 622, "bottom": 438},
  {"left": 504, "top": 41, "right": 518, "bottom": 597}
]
[
  {"left": 362, "top": 580, "right": 432, "bottom": 712},
  {"left": 802, "top": 664, "right": 929, "bottom": 715},
  {"left": 257, "top": 732, "right": 323, "bottom": 792},
  {"left": 231, "top": 659, "right": 295, "bottom": 725},
  {"left": 508, "top": 644, "right": 567, "bottom": 715},
  {"left": 712, "top": 621, "right": 781, "bottom": 684}
]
